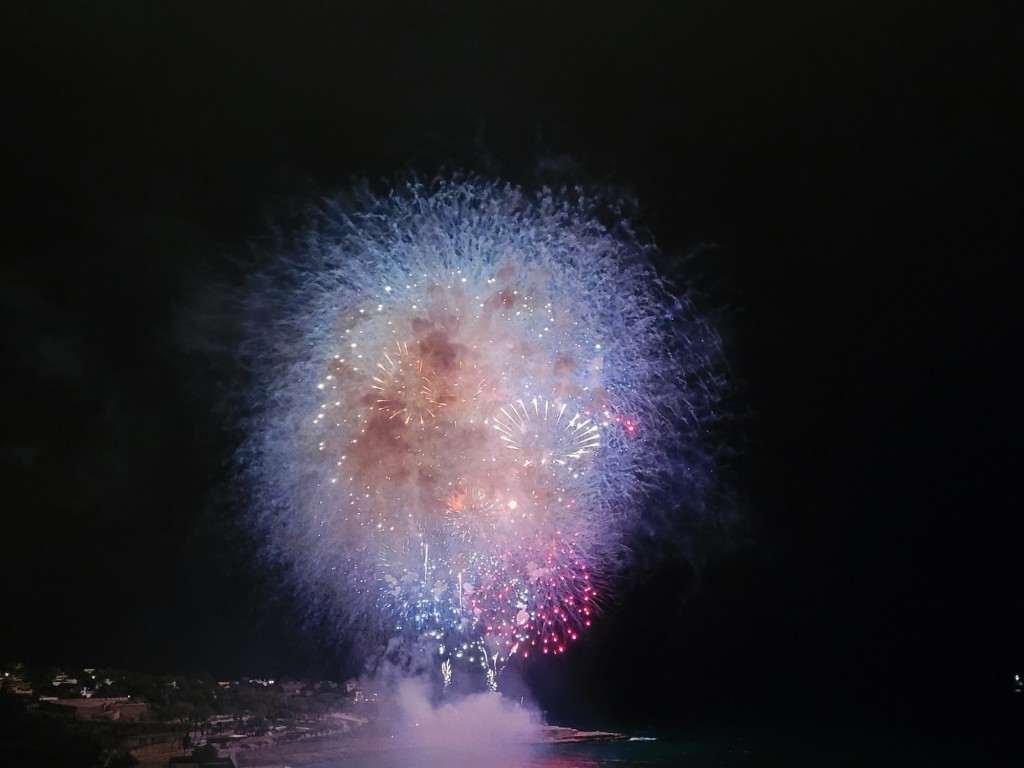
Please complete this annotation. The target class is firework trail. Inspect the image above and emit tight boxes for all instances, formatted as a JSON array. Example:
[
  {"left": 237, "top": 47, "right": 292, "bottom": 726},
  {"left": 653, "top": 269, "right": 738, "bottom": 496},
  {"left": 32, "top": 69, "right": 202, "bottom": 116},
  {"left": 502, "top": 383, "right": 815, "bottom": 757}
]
[{"left": 240, "top": 178, "right": 723, "bottom": 680}]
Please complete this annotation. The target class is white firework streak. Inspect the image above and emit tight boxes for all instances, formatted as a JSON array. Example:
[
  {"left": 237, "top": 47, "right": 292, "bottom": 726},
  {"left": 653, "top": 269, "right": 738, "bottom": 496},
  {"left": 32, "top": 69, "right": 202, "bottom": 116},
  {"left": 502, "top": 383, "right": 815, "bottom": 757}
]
[{"left": 239, "top": 178, "right": 724, "bottom": 666}]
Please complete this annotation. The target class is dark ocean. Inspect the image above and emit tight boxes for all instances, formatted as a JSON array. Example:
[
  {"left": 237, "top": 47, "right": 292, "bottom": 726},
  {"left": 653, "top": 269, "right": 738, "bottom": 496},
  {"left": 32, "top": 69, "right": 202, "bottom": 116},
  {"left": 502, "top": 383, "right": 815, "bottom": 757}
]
[{"left": 303, "top": 724, "right": 1023, "bottom": 768}]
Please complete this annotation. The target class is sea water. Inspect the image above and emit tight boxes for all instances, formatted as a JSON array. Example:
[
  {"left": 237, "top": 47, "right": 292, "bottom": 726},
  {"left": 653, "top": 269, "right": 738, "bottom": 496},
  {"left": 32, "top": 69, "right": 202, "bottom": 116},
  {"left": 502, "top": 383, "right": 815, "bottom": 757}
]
[
  {"left": 304, "top": 725, "right": 1008, "bottom": 768},
  {"left": 310, "top": 731, "right": 762, "bottom": 768},
  {"left": 326, "top": 740, "right": 741, "bottom": 768}
]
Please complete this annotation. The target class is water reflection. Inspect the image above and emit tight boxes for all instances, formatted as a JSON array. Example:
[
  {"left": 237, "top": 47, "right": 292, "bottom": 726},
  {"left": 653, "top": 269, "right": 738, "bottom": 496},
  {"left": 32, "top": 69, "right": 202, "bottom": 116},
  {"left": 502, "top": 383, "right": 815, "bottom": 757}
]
[{"left": 317, "top": 739, "right": 701, "bottom": 768}]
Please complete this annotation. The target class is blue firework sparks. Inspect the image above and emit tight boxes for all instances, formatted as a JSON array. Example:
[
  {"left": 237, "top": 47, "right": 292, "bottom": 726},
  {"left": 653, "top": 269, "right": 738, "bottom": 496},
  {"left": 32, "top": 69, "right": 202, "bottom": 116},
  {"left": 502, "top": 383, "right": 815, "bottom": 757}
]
[{"left": 240, "top": 178, "right": 724, "bottom": 671}]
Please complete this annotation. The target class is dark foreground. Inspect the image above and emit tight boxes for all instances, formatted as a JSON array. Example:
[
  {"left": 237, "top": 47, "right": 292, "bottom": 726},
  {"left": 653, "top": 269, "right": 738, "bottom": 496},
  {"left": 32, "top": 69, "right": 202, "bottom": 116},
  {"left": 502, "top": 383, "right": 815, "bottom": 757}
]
[{"left": 228, "top": 724, "right": 1024, "bottom": 768}]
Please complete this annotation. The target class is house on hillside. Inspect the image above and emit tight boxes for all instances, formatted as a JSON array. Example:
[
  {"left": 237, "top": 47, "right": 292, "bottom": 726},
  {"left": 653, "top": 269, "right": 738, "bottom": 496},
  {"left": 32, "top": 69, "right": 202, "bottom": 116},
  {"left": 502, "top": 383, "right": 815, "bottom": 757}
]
[{"left": 59, "top": 697, "right": 148, "bottom": 721}]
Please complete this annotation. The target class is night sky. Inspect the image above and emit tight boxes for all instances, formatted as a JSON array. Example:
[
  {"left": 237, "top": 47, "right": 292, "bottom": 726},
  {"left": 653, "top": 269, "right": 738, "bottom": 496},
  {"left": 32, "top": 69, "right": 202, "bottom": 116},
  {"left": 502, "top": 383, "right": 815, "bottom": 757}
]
[{"left": 3, "top": 0, "right": 1021, "bottom": 741}]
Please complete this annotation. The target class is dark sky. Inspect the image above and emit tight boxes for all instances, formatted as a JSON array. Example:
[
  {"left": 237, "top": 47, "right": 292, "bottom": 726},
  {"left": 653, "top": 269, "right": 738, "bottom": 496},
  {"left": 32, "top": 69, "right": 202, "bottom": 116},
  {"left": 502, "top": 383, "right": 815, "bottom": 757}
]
[{"left": 2, "top": 0, "right": 1021, "bottom": 737}]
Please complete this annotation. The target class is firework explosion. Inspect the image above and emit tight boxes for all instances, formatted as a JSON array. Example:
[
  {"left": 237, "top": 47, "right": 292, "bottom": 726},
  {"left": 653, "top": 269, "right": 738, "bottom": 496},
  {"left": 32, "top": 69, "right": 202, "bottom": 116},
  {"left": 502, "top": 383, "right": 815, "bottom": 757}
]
[{"left": 241, "top": 179, "right": 722, "bottom": 684}]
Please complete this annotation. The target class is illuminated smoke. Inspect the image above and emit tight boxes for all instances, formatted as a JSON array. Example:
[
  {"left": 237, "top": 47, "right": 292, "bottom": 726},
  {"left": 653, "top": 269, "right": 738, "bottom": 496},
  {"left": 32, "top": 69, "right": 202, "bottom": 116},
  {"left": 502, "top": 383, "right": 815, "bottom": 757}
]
[{"left": 239, "top": 178, "right": 724, "bottom": 677}]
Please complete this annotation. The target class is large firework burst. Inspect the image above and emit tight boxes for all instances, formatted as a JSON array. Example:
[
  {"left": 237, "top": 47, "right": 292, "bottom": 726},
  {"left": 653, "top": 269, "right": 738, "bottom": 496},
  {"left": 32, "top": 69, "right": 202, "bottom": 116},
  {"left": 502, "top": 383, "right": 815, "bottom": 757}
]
[{"left": 240, "top": 178, "right": 723, "bottom": 683}]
